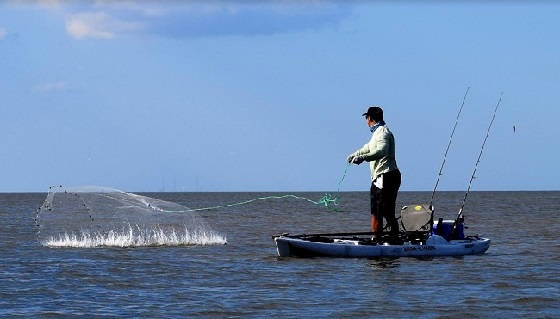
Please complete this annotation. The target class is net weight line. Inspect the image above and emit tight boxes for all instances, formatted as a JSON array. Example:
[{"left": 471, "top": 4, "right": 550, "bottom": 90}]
[{"left": 34, "top": 185, "right": 97, "bottom": 241}]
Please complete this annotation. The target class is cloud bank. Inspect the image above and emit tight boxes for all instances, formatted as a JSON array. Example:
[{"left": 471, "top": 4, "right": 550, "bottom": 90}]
[
  {"left": 59, "top": 2, "right": 351, "bottom": 39},
  {"left": 66, "top": 11, "right": 141, "bottom": 39}
]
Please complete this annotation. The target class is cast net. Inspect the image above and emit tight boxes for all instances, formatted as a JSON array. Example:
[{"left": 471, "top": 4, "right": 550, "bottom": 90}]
[{"left": 35, "top": 186, "right": 227, "bottom": 248}]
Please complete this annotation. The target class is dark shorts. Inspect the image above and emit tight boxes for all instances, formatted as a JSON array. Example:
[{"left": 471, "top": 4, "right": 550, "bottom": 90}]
[{"left": 370, "top": 169, "right": 401, "bottom": 222}]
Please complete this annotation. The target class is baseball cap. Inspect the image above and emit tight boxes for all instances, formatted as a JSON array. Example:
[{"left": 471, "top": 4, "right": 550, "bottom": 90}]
[{"left": 362, "top": 106, "right": 383, "bottom": 117}]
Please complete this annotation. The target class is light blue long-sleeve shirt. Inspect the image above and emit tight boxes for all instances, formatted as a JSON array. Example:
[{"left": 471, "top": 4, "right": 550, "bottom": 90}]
[{"left": 350, "top": 124, "right": 399, "bottom": 181}]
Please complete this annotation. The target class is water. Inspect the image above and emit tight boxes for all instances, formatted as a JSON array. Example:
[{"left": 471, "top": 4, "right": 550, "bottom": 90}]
[{"left": 1, "top": 191, "right": 559, "bottom": 318}]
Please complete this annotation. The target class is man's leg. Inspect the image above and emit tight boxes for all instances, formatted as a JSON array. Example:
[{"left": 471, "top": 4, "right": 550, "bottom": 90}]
[
  {"left": 370, "top": 181, "right": 382, "bottom": 237},
  {"left": 371, "top": 215, "right": 381, "bottom": 235},
  {"left": 382, "top": 170, "right": 401, "bottom": 236}
]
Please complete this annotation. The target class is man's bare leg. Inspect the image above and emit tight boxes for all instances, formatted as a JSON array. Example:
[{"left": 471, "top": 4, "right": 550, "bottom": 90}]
[{"left": 371, "top": 215, "right": 382, "bottom": 238}]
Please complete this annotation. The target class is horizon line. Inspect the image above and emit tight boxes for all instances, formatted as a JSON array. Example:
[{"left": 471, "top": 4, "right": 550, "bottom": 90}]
[{"left": 1, "top": 189, "right": 559, "bottom": 194}]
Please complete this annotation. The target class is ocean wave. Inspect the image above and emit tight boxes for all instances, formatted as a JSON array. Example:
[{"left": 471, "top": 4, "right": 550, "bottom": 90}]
[{"left": 42, "top": 225, "right": 227, "bottom": 248}]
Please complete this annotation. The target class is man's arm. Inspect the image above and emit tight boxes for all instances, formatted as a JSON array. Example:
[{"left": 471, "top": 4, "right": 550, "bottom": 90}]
[
  {"left": 347, "top": 142, "right": 370, "bottom": 163},
  {"left": 353, "top": 143, "right": 370, "bottom": 157},
  {"left": 355, "top": 131, "right": 390, "bottom": 162}
]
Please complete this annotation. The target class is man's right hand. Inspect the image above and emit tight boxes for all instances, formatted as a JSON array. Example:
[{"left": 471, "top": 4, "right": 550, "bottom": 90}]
[
  {"left": 352, "top": 156, "right": 364, "bottom": 165},
  {"left": 347, "top": 155, "right": 355, "bottom": 163}
]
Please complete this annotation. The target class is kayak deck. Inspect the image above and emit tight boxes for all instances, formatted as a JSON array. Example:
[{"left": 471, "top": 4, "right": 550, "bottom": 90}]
[{"left": 273, "top": 233, "right": 490, "bottom": 258}]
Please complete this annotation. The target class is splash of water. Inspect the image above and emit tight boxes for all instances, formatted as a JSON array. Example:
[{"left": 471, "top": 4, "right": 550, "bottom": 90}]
[
  {"left": 43, "top": 224, "right": 227, "bottom": 248},
  {"left": 36, "top": 186, "right": 227, "bottom": 248}
]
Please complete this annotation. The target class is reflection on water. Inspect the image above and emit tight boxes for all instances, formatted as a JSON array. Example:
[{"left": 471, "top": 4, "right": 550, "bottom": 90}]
[{"left": 368, "top": 257, "right": 401, "bottom": 269}]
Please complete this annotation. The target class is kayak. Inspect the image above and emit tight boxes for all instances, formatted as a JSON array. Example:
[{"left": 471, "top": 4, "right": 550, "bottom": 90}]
[
  {"left": 274, "top": 204, "right": 491, "bottom": 258},
  {"left": 273, "top": 233, "right": 490, "bottom": 258}
]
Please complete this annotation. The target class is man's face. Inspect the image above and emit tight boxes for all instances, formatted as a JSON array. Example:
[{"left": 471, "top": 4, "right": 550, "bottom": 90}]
[{"left": 365, "top": 116, "right": 375, "bottom": 127}]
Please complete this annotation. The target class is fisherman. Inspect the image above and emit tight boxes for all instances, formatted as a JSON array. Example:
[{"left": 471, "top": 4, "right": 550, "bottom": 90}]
[{"left": 347, "top": 106, "right": 401, "bottom": 239}]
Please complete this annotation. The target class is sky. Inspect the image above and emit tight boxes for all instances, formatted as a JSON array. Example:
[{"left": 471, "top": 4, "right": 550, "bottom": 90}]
[{"left": 1, "top": 1, "right": 559, "bottom": 192}]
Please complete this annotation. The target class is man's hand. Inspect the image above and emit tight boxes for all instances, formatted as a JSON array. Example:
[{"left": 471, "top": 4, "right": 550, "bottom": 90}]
[
  {"left": 352, "top": 156, "right": 364, "bottom": 165},
  {"left": 346, "top": 154, "right": 355, "bottom": 163}
]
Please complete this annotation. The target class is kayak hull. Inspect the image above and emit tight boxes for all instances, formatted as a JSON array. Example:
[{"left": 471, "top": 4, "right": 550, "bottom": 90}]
[{"left": 274, "top": 235, "right": 490, "bottom": 258}]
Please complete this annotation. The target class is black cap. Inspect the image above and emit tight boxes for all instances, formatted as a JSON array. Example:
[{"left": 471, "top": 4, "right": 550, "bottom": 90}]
[{"left": 362, "top": 106, "right": 383, "bottom": 120}]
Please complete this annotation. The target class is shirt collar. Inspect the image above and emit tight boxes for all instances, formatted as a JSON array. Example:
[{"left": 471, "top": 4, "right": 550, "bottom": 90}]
[{"left": 370, "top": 120, "right": 386, "bottom": 133}]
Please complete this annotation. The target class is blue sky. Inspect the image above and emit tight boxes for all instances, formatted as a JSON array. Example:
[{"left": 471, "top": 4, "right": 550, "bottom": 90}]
[{"left": 1, "top": 1, "right": 559, "bottom": 192}]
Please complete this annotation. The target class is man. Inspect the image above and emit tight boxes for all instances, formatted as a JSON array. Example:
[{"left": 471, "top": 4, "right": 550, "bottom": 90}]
[{"left": 347, "top": 106, "right": 401, "bottom": 239}]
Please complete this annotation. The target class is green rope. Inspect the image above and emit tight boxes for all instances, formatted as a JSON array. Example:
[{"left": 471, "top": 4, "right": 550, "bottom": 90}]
[
  {"left": 336, "top": 162, "right": 350, "bottom": 193},
  {"left": 161, "top": 163, "right": 351, "bottom": 213}
]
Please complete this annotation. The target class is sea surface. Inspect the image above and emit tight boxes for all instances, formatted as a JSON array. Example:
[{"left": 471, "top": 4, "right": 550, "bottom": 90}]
[{"left": 1, "top": 191, "right": 559, "bottom": 318}]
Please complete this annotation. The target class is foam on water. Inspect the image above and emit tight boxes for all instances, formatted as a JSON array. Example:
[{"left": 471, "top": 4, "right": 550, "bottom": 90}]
[{"left": 43, "top": 225, "right": 227, "bottom": 248}]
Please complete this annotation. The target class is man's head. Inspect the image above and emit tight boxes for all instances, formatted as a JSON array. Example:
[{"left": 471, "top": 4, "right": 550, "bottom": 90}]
[{"left": 362, "top": 106, "right": 383, "bottom": 126}]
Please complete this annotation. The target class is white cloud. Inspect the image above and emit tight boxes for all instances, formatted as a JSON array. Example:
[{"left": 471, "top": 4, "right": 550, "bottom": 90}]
[
  {"left": 52, "top": 2, "right": 350, "bottom": 40},
  {"left": 34, "top": 81, "right": 67, "bottom": 93},
  {"left": 8, "top": 0, "right": 60, "bottom": 9},
  {"left": 65, "top": 12, "right": 141, "bottom": 40},
  {"left": 0, "top": 28, "right": 7, "bottom": 39}
]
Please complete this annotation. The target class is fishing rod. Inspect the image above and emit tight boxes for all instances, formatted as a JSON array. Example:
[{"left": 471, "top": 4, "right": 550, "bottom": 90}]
[
  {"left": 456, "top": 93, "right": 503, "bottom": 222},
  {"left": 426, "top": 87, "right": 470, "bottom": 233},
  {"left": 430, "top": 87, "right": 470, "bottom": 208}
]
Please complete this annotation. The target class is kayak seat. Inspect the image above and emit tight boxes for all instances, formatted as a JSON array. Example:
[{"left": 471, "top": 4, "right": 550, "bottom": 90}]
[{"left": 400, "top": 204, "right": 433, "bottom": 232}]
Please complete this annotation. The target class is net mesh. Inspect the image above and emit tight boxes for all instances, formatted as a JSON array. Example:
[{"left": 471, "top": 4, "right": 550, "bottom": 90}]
[{"left": 36, "top": 186, "right": 226, "bottom": 248}]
